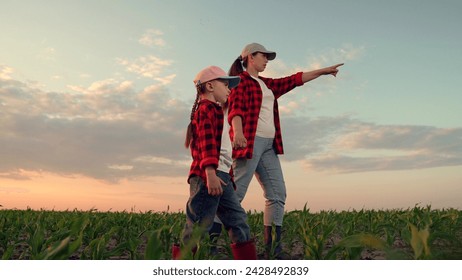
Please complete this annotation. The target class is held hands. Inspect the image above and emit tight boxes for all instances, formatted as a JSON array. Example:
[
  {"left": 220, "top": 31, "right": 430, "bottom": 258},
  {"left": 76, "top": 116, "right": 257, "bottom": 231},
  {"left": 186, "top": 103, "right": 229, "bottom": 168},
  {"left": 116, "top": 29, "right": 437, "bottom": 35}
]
[{"left": 324, "top": 63, "right": 344, "bottom": 77}]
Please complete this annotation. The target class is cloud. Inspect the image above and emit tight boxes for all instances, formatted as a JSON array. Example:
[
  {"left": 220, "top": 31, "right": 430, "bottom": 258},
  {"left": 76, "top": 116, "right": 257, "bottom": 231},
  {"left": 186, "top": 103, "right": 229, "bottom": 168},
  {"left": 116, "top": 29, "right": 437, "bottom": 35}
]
[
  {"left": 2, "top": 59, "right": 460, "bottom": 183},
  {"left": 115, "top": 28, "right": 174, "bottom": 84},
  {"left": 139, "top": 29, "right": 166, "bottom": 47},
  {"left": 1, "top": 75, "right": 191, "bottom": 183},
  {"left": 264, "top": 43, "right": 364, "bottom": 116},
  {"left": 304, "top": 44, "right": 365, "bottom": 69},
  {"left": 0, "top": 170, "right": 36, "bottom": 181},
  {"left": 266, "top": 43, "right": 364, "bottom": 78},
  {"left": 337, "top": 44, "right": 365, "bottom": 61},
  {"left": 116, "top": 55, "right": 176, "bottom": 84},
  {"left": 281, "top": 115, "right": 462, "bottom": 173},
  {"left": 0, "top": 65, "right": 14, "bottom": 80},
  {"left": 279, "top": 100, "right": 301, "bottom": 114}
]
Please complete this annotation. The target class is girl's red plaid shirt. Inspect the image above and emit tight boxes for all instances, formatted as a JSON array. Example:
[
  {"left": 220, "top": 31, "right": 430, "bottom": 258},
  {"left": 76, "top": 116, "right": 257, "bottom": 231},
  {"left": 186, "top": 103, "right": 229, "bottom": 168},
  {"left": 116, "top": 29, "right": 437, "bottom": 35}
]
[{"left": 187, "top": 99, "right": 224, "bottom": 185}]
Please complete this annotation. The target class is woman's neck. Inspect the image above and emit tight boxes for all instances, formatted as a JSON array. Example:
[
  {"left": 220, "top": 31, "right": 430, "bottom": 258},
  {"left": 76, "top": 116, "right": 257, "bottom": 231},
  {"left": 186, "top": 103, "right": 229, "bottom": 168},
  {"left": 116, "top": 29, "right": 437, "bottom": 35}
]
[{"left": 247, "top": 67, "right": 259, "bottom": 78}]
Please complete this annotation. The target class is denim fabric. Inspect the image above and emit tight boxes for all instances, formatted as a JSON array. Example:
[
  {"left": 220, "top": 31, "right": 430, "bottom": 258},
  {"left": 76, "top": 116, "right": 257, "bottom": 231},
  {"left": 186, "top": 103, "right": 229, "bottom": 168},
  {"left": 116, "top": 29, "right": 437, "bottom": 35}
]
[
  {"left": 233, "top": 136, "right": 286, "bottom": 226},
  {"left": 183, "top": 170, "right": 250, "bottom": 245}
]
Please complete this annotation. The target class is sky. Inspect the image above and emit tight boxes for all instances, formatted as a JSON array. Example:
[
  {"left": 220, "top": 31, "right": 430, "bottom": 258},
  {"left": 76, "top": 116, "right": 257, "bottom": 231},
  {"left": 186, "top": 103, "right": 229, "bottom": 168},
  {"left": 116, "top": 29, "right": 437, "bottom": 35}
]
[{"left": 1, "top": 0, "right": 461, "bottom": 213}]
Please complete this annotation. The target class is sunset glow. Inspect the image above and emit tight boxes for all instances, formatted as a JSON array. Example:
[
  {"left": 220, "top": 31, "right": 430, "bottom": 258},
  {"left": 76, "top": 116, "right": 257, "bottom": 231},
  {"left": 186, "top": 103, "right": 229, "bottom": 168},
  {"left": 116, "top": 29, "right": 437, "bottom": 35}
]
[{"left": 1, "top": 1, "right": 461, "bottom": 213}]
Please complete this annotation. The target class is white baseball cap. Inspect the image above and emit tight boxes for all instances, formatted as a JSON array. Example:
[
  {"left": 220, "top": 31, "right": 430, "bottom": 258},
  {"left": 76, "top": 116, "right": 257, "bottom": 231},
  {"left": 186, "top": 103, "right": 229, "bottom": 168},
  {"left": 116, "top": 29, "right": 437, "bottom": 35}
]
[{"left": 241, "top": 42, "right": 276, "bottom": 60}]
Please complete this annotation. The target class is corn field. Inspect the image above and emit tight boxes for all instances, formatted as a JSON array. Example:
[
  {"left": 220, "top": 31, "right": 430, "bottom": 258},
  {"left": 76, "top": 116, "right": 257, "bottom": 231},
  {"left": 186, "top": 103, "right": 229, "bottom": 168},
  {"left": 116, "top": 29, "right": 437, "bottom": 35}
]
[{"left": 1, "top": 205, "right": 461, "bottom": 260}]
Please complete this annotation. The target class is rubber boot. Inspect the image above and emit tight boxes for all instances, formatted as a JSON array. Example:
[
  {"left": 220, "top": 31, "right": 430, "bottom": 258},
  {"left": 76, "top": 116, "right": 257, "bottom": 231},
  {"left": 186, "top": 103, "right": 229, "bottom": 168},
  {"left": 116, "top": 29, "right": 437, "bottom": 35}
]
[
  {"left": 230, "top": 240, "right": 257, "bottom": 260},
  {"left": 172, "top": 244, "right": 198, "bottom": 260},
  {"left": 172, "top": 244, "right": 181, "bottom": 260},
  {"left": 208, "top": 222, "right": 222, "bottom": 256},
  {"left": 274, "top": 226, "right": 283, "bottom": 259}
]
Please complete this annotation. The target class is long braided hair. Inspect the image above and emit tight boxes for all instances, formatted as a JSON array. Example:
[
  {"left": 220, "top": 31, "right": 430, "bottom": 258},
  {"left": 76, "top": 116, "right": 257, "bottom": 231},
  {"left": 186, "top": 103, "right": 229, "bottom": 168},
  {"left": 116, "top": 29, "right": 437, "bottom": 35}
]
[{"left": 184, "top": 83, "right": 205, "bottom": 148}]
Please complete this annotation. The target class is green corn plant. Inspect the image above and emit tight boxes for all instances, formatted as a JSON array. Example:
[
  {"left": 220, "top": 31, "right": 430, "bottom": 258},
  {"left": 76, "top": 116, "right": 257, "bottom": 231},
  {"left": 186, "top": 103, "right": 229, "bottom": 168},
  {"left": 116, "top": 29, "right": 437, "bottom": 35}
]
[
  {"left": 325, "top": 233, "right": 390, "bottom": 260},
  {"left": 144, "top": 229, "right": 164, "bottom": 260},
  {"left": 408, "top": 223, "right": 431, "bottom": 259},
  {"left": 177, "top": 225, "right": 205, "bottom": 260},
  {"left": 40, "top": 214, "right": 89, "bottom": 260},
  {"left": 1, "top": 206, "right": 461, "bottom": 260},
  {"left": 293, "top": 205, "right": 336, "bottom": 259}
]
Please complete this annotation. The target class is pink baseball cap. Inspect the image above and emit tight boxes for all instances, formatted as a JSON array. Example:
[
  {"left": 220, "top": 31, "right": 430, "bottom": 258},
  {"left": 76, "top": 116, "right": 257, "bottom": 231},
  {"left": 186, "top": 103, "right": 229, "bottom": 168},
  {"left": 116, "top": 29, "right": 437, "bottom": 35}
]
[{"left": 194, "top": 66, "right": 240, "bottom": 89}]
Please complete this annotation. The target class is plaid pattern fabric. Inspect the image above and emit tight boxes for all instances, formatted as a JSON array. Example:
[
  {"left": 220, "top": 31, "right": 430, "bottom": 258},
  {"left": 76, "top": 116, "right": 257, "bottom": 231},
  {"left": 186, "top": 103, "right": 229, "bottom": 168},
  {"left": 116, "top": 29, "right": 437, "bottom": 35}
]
[
  {"left": 228, "top": 71, "right": 304, "bottom": 159},
  {"left": 188, "top": 99, "right": 224, "bottom": 185}
]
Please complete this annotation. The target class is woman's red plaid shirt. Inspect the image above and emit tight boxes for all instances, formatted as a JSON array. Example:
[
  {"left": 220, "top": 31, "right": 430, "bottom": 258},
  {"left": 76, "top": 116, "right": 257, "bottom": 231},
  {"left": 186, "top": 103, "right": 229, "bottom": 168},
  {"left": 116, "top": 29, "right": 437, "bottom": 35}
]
[{"left": 228, "top": 71, "right": 304, "bottom": 159}]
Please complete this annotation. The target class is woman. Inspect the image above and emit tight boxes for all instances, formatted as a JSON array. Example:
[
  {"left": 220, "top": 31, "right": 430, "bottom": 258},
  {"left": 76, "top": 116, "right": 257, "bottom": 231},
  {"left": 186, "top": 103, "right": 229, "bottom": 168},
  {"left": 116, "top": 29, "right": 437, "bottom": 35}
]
[{"left": 226, "top": 42, "right": 343, "bottom": 258}]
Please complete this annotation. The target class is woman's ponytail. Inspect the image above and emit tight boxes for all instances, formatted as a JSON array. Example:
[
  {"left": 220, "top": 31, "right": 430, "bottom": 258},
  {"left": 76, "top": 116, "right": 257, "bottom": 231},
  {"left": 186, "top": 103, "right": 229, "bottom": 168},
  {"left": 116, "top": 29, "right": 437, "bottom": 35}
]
[{"left": 228, "top": 55, "right": 246, "bottom": 76}]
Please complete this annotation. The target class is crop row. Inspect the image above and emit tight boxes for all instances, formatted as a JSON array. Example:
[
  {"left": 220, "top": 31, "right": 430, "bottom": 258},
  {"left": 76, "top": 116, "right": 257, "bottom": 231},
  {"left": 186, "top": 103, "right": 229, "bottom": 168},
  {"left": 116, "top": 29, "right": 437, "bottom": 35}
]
[{"left": 1, "top": 205, "right": 460, "bottom": 259}]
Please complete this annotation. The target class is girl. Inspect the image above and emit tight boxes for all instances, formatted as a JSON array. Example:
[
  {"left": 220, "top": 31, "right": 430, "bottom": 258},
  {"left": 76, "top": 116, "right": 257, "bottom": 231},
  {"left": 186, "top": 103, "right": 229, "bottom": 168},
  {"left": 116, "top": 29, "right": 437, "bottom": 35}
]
[
  {"left": 173, "top": 65, "right": 256, "bottom": 260},
  {"left": 225, "top": 43, "right": 343, "bottom": 258}
]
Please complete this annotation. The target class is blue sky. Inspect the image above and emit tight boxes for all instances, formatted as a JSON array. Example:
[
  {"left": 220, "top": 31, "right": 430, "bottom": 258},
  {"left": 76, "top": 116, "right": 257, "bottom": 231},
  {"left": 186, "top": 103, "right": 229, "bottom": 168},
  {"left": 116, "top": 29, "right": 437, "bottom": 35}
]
[{"left": 1, "top": 0, "right": 461, "bottom": 212}]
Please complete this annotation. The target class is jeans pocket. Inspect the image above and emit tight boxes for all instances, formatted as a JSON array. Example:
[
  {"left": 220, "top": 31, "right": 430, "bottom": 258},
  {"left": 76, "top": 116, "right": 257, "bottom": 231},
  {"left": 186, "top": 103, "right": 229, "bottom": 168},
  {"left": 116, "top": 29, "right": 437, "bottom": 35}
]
[{"left": 216, "top": 171, "right": 232, "bottom": 187}]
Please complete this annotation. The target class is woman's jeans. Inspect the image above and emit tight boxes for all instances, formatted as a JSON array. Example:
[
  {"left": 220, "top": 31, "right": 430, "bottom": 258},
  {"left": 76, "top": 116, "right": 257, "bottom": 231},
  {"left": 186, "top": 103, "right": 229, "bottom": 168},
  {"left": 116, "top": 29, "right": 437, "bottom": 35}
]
[
  {"left": 233, "top": 136, "right": 287, "bottom": 226},
  {"left": 183, "top": 170, "right": 251, "bottom": 245}
]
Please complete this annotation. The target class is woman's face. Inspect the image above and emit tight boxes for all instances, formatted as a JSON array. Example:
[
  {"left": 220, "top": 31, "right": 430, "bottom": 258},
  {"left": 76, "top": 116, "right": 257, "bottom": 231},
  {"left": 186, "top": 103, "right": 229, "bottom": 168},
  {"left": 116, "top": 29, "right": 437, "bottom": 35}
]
[{"left": 250, "top": 52, "right": 269, "bottom": 73}]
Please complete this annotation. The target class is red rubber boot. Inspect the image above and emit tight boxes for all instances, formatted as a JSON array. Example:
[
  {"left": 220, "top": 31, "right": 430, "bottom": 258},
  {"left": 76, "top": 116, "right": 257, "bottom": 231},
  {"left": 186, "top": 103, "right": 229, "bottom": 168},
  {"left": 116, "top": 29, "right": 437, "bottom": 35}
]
[
  {"left": 230, "top": 240, "right": 257, "bottom": 260},
  {"left": 172, "top": 244, "right": 181, "bottom": 260}
]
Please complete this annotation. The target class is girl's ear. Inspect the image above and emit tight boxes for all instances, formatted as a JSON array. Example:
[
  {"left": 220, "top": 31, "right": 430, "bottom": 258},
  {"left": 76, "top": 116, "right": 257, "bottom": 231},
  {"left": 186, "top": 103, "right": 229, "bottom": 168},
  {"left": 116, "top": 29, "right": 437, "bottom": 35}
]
[{"left": 205, "top": 81, "right": 214, "bottom": 91}]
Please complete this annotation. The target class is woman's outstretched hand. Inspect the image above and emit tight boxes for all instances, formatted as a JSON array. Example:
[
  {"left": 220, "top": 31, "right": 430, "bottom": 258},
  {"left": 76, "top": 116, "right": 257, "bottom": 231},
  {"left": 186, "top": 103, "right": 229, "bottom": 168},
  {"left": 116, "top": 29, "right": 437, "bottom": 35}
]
[{"left": 324, "top": 63, "right": 344, "bottom": 77}]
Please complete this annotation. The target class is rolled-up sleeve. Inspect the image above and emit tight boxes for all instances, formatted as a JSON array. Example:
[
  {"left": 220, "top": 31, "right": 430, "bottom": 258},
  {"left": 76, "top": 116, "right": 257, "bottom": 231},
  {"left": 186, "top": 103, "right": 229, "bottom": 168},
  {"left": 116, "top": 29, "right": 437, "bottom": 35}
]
[
  {"left": 227, "top": 83, "right": 246, "bottom": 125},
  {"left": 198, "top": 110, "right": 219, "bottom": 170},
  {"left": 265, "top": 72, "right": 304, "bottom": 99}
]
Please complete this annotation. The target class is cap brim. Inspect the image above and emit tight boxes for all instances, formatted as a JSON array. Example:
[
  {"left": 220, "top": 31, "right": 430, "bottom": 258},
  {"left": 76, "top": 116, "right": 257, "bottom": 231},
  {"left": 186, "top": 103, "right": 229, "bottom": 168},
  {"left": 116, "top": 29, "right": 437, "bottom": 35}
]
[
  {"left": 219, "top": 76, "right": 241, "bottom": 89},
  {"left": 265, "top": 52, "right": 276, "bottom": 60}
]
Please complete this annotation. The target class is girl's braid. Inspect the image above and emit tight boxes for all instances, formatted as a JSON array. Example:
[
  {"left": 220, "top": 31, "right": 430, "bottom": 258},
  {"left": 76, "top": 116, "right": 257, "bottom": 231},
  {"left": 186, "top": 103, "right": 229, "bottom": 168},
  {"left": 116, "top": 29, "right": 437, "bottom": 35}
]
[
  {"left": 190, "top": 91, "right": 200, "bottom": 121},
  {"left": 184, "top": 87, "right": 202, "bottom": 148}
]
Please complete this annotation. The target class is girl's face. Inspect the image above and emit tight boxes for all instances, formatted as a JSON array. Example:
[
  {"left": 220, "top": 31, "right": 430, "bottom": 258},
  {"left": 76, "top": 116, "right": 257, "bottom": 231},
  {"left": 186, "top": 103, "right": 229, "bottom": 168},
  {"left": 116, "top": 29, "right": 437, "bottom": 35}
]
[
  {"left": 210, "top": 79, "right": 230, "bottom": 105},
  {"left": 250, "top": 52, "right": 269, "bottom": 73}
]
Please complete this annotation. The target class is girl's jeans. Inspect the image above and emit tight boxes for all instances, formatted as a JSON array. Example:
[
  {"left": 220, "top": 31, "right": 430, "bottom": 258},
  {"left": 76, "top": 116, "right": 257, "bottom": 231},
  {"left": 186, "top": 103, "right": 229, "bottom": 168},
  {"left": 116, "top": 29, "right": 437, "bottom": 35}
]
[
  {"left": 183, "top": 170, "right": 251, "bottom": 245},
  {"left": 233, "top": 136, "right": 287, "bottom": 226}
]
